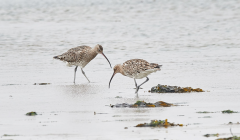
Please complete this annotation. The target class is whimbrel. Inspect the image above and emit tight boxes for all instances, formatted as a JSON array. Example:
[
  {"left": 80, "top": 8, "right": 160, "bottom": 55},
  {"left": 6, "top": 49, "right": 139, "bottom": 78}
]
[
  {"left": 109, "top": 59, "right": 161, "bottom": 93},
  {"left": 53, "top": 44, "right": 111, "bottom": 83}
]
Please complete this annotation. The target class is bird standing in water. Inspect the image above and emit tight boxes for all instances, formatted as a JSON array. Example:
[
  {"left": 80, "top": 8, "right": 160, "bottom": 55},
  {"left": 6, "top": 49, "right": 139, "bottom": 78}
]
[
  {"left": 109, "top": 59, "right": 161, "bottom": 93},
  {"left": 54, "top": 44, "right": 111, "bottom": 83}
]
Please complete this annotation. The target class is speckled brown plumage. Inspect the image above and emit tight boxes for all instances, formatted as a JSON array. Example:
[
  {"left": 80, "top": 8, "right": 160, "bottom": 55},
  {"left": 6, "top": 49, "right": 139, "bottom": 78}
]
[
  {"left": 109, "top": 59, "right": 162, "bottom": 94},
  {"left": 122, "top": 59, "right": 161, "bottom": 78},
  {"left": 53, "top": 44, "right": 111, "bottom": 83},
  {"left": 54, "top": 45, "right": 98, "bottom": 68}
]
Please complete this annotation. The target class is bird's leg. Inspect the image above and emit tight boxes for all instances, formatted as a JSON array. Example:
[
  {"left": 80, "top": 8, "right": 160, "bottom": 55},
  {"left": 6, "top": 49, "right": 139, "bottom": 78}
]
[
  {"left": 81, "top": 68, "right": 90, "bottom": 83},
  {"left": 135, "top": 87, "right": 139, "bottom": 94},
  {"left": 138, "top": 77, "right": 149, "bottom": 87},
  {"left": 134, "top": 79, "right": 138, "bottom": 88},
  {"left": 135, "top": 77, "right": 149, "bottom": 94},
  {"left": 74, "top": 66, "right": 78, "bottom": 83},
  {"left": 135, "top": 93, "right": 139, "bottom": 98},
  {"left": 134, "top": 79, "right": 139, "bottom": 94}
]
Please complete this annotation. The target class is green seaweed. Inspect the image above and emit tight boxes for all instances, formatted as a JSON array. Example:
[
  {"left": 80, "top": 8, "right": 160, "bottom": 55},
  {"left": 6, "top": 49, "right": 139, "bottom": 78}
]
[
  {"left": 26, "top": 112, "right": 37, "bottom": 116},
  {"left": 3, "top": 134, "right": 19, "bottom": 136},
  {"left": 136, "top": 119, "right": 183, "bottom": 127},
  {"left": 204, "top": 133, "right": 219, "bottom": 137},
  {"left": 150, "top": 84, "right": 205, "bottom": 93},
  {"left": 222, "top": 110, "right": 238, "bottom": 114},
  {"left": 217, "top": 136, "right": 240, "bottom": 140},
  {"left": 196, "top": 111, "right": 215, "bottom": 113},
  {"left": 134, "top": 101, "right": 143, "bottom": 106},
  {"left": 149, "top": 120, "right": 164, "bottom": 126},
  {"left": 111, "top": 101, "right": 174, "bottom": 108},
  {"left": 115, "top": 96, "right": 122, "bottom": 98}
]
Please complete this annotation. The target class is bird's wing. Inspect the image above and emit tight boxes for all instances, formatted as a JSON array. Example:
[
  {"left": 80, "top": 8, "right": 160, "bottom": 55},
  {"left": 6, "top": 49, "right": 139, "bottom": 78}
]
[
  {"left": 122, "top": 59, "right": 161, "bottom": 78},
  {"left": 60, "top": 51, "right": 79, "bottom": 62},
  {"left": 66, "top": 45, "right": 90, "bottom": 53},
  {"left": 122, "top": 59, "right": 151, "bottom": 75},
  {"left": 55, "top": 45, "right": 91, "bottom": 62}
]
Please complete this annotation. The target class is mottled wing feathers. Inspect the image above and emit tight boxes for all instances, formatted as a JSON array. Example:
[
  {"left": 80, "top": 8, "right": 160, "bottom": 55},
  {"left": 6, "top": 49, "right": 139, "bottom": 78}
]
[
  {"left": 122, "top": 59, "right": 161, "bottom": 77},
  {"left": 53, "top": 45, "right": 91, "bottom": 62},
  {"left": 66, "top": 45, "right": 90, "bottom": 53},
  {"left": 58, "top": 51, "right": 79, "bottom": 62}
]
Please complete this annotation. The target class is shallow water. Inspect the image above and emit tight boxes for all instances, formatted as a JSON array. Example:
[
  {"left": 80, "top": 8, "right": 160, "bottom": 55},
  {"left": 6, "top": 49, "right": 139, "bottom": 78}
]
[{"left": 1, "top": 0, "right": 240, "bottom": 139}]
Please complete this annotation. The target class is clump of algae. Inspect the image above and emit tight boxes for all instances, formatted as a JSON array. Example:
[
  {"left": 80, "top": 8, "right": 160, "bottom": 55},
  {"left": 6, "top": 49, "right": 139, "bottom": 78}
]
[
  {"left": 136, "top": 119, "right": 184, "bottom": 127},
  {"left": 150, "top": 84, "right": 205, "bottom": 93},
  {"left": 111, "top": 101, "right": 174, "bottom": 108},
  {"left": 222, "top": 110, "right": 238, "bottom": 113},
  {"left": 26, "top": 112, "right": 37, "bottom": 116}
]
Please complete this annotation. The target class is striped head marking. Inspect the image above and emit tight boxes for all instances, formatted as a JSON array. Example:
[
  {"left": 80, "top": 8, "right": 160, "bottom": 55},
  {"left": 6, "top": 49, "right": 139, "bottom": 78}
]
[{"left": 96, "top": 44, "right": 103, "bottom": 54}]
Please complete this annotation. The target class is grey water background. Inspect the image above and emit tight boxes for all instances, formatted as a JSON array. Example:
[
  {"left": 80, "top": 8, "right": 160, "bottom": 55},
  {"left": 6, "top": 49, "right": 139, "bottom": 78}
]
[{"left": 0, "top": 0, "right": 240, "bottom": 139}]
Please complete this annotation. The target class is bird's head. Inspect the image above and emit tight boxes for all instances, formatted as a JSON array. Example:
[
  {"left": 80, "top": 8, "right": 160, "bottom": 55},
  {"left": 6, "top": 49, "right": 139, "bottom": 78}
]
[
  {"left": 95, "top": 44, "right": 112, "bottom": 68},
  {"left": 95, "top": 44, "right": 103, "bottom": 54},
  {"left": 109, "top": 64, "right": 122, "bottom": 88}
]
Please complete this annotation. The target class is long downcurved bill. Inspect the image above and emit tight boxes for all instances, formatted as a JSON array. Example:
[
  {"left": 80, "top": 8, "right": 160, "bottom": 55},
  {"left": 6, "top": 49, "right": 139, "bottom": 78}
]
[
  {"left": 109, "top": 72, "right": 116, "bottom": 88},
  {"left": 101, "top": 52, "right": 112, "bottom": 68}
]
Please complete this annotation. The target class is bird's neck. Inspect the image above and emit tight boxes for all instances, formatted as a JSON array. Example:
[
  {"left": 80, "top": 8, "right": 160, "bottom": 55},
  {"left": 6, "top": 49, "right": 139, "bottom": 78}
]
[
  {"left": 88, "top": 48, "right": 98, "bottom": 61},
  {"left": 117, "top": 65, "right": 126, "bottom": 76}
]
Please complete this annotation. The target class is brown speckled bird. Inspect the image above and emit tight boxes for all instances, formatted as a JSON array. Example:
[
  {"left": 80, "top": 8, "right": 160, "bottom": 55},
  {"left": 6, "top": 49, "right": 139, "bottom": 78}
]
[
  {"left": 109, "top": 59, "right": 162, "bottom": 93},
  {"left": 53, "top": 44, "right": 111, "bottom": 83}
]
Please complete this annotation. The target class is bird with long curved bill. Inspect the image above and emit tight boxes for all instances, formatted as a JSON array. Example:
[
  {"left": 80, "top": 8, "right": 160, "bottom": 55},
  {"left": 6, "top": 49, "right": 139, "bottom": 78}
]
[
  {"left": 54, "top": 44, "right": 111, "bottom": 83},
  {"left": 109, "top": 59, "right": 162, "bottom": 94}
]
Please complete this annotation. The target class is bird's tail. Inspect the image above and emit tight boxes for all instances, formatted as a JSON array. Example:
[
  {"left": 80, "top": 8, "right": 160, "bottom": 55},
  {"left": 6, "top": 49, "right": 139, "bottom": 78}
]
[
  {"left": 150, "top": 63, "right": 162, "bottom": 70},
  {"left": 53, "top": 54, "right": 68, "bottom": 61},
  {"left": 53, "top": 55, "right": 60, "bottom": 59},
  {"left": 155, "top": 65, "right": 162, "bottom": 69}
]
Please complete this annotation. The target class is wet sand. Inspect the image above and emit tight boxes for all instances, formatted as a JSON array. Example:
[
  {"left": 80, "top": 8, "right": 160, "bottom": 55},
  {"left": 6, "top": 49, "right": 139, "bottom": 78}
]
[{"left": 1, "top": 0, "right": 240, "bottom": 139}]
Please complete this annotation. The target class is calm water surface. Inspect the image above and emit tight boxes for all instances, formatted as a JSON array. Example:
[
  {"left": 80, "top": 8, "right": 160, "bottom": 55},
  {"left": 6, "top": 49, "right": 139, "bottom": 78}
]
[{"left": 0, "top": 0, "right": 240, "bottom": 139}]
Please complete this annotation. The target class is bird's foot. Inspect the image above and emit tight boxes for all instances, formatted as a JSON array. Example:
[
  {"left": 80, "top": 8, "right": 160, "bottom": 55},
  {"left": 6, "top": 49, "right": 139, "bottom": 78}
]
[
  {"left": 133, "top": 87, "right": 143, "bottom": 89},
  {"left": 135, "top": 86, "right": 140, "bottom": 94}
]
